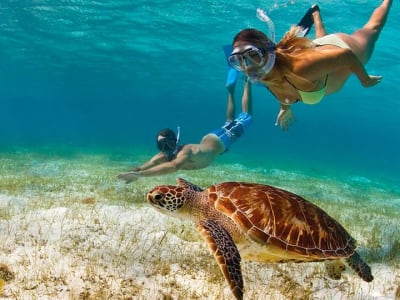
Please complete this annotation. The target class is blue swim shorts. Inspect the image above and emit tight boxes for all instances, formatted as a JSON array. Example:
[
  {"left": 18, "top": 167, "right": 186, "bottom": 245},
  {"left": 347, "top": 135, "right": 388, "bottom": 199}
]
[{"left": 211, "top": 112, "right": 253, "bottom": 151}]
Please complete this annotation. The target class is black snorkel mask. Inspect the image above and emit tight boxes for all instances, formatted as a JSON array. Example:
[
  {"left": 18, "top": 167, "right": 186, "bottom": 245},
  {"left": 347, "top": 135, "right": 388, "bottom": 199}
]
[{"left": 157, "top": 126, "right": 181, "bottom": 161}]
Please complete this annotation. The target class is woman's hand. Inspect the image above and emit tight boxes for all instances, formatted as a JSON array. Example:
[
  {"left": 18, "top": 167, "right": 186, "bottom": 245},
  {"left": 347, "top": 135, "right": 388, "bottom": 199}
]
[
  {"left": 275, "top": 106, "right": 296, "bottom": 130},
  {"left": 362, "top": 75, "right": 383, "bottom": 87},
  {"left": 117, "top": 171, "right": 140, "bottom": 183}
]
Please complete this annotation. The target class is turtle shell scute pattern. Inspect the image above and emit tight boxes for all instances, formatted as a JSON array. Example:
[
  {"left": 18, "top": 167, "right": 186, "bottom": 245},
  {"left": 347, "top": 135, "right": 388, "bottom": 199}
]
[{"left": 207, "top": 182, "right": 355, "bottom": 258}]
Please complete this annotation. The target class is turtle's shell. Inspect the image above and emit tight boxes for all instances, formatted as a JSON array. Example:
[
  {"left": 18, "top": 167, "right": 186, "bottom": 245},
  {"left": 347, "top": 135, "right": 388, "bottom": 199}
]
[{"left": 207, "top": 182, "right": 356, "bottom": 259}]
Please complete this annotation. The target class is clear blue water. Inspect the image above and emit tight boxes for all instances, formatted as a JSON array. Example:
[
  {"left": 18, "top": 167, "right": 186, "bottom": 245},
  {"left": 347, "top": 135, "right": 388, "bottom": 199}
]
[
  {"left": 0, "top": 0, "right": 399, "bottom": 184},
  {"left": 0, "top": 2, "right": 399, "bottom": 298}
]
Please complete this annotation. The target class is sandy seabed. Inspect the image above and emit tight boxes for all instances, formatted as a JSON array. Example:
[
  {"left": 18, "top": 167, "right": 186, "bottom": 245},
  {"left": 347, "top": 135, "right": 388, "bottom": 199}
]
[
  {"left": 0, "top": 203, "right": 399, "bottom": 300},
  {"left": 0, "top": 152, "right": 399, "bottom": 299}
]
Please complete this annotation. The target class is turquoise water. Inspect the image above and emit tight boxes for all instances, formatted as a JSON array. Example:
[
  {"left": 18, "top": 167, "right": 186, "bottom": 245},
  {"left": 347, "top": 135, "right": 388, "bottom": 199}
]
[
  {"left": 0, "top": 2, "right": 399, "bottom": 298},
  {"left": 0, "top": 1, "right": 399, "bottom": 184}
]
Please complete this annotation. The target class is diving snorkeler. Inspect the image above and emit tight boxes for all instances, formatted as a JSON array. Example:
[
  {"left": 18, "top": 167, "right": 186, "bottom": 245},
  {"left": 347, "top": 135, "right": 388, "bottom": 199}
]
[
  {"left": 229, "top": 1, "right": 392, "bottom": 130},
  {"left": 223, "top": 4, "right": 319, "bottom": 121},
  {"left": 118, "top": 79, "right": 252, "bottom": 183}
]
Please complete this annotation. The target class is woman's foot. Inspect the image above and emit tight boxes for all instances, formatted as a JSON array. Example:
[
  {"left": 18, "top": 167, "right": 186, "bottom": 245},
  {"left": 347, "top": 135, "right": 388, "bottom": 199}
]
[
  {"left": 297, "top": 4, "right": 320, "bottom": 36},
  {"left": 311, "top": 5, "right": 327, "bottom": 38}
]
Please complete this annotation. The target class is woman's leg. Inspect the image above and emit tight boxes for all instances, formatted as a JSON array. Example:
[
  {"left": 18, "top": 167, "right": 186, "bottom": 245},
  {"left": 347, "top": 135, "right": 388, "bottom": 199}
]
[
  {"left": 226, "top": 82, "right": 236, "bottom": 122},
  {"left": 313, "top": 8, "right": 327, "bottom": 38},
  {"left": 241, "top": 78, "right": 252, "bottom": 115},
  {"left": 341, "top": 0, "right": 392, "bottom": 63},
  {"left": 359, "top": 0, "right": 392, "bottom": 35}
]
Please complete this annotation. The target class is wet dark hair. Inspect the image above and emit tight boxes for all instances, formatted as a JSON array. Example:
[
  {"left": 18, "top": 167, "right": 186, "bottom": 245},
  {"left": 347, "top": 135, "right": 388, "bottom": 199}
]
[
  {"left": 156, "top": 128, "right": 177, "bottom": 160},
  {"left": 232, "top": 28, "right": 272, "bottom": 49}
]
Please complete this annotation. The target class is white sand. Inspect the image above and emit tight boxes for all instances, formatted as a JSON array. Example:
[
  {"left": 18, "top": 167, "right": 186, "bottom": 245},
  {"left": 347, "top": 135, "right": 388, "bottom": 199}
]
[{"left": 1, "top": 197, "right": 399, "bottom": 300}]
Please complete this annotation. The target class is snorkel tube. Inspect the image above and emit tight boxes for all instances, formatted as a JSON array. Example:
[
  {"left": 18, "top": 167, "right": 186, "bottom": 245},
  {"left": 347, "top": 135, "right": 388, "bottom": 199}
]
[
  {"left": 257, "top": 8, "right": 275, "bottom": 43},
  {"left": 172, "top": 126, "right": 180, "bottom": 157}
]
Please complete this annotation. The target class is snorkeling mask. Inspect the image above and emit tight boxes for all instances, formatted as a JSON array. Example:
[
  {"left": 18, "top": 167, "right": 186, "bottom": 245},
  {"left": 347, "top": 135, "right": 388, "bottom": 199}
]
[
  {"left": 228, "top": 8, "right": 277, "bottom": 81},
  {"left": 228, "top": 44, "right": 276, "bottom": 75},
  {"left": 157, "top": 126, "right": 180, "bottom": 161}
]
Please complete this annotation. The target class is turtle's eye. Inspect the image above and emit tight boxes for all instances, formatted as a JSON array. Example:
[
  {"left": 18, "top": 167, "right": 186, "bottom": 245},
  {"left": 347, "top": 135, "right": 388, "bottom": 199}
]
[{"left": 154, "top": 194, "right": 163, "bottom": 201}]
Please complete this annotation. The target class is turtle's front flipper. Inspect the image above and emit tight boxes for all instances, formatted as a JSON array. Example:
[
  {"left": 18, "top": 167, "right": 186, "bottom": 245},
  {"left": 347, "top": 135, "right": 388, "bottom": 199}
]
[
  {"left": 346, "top": 252, "right": 373, "bottom": 282},
  {"left": 197, "top": 219, "right": 243, "bottom": 300}
]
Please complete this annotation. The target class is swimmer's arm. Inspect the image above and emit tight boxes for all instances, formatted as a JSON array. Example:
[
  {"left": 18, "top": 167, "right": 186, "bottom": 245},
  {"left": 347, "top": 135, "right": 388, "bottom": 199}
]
[
  {"left": 299, "top": 48, "right": 381, "bottom": 87},
  {"left": 130, "top": 153, "right": 167, "bottom": 171},
  {"left": 117, "top": 153, "right": 170, "bottom": 183},
  {"left": 275, "top": 104, "right": 295, "bottom": 130},
  {"left": 135, "top": 162, "right": 178, "bottom": 177},
  {"left": 345, "top": 51, "right": 382, "bottom": 87},
  {"left": 279, "top": 103, "right": 290, "bottom": 112},
  {"left": 334, "top": 48, "right": 382, "bottom": 87},
  {"left": 130, "top": 153, "right": 188, "bottom": 178}
]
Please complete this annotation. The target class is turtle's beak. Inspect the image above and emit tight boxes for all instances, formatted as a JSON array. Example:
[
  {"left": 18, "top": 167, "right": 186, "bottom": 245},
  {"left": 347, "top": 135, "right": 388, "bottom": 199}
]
[
  {"left": 147, "top": 190, "right": 166, "bottom": 208},
  {"left": 146, "top": 192, "right": 156, "bottom": 205}
]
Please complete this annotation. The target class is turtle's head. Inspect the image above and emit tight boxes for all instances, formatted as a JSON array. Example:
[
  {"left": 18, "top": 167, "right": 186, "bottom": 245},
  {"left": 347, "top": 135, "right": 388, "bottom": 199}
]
[
  {"left": 147, "top": 178, "right": 204, "bottom": 218},
  {"left": 147, "top": 185, "right": 186, "bottom": 216}
]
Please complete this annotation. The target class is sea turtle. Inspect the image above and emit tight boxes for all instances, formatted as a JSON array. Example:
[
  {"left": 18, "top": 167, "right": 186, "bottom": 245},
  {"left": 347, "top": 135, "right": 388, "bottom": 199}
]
[{"left": 146, "top": 178, "right": 373, "bottom": 300}]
